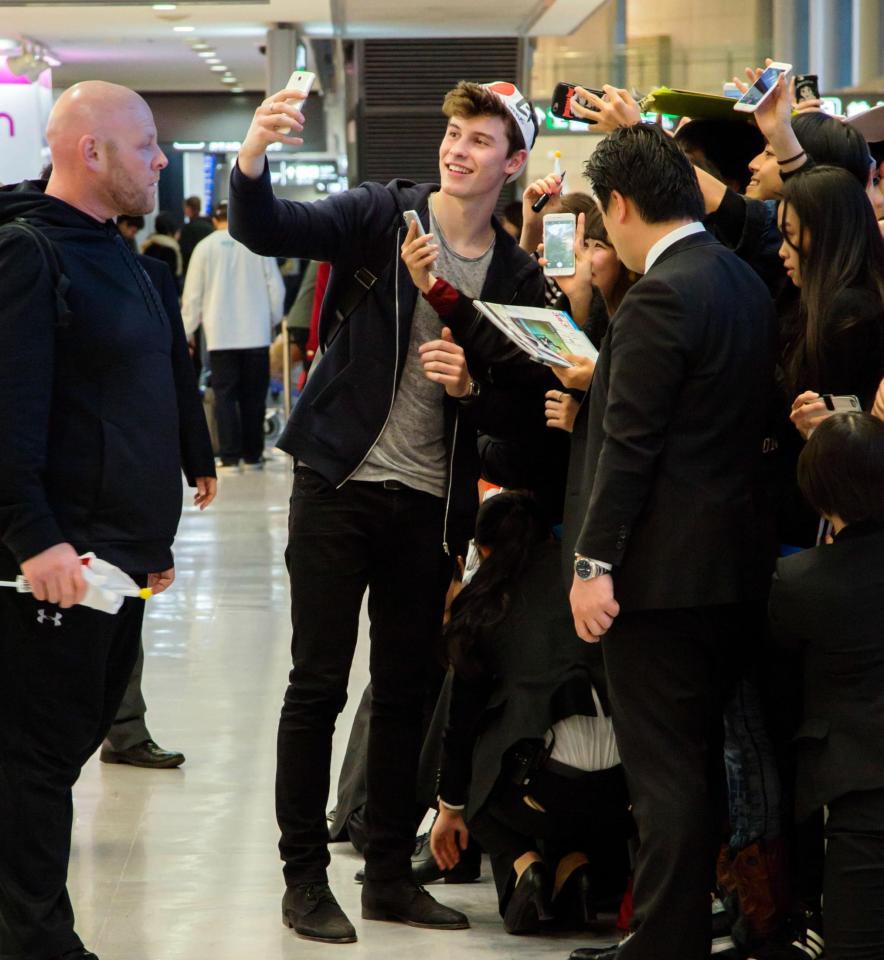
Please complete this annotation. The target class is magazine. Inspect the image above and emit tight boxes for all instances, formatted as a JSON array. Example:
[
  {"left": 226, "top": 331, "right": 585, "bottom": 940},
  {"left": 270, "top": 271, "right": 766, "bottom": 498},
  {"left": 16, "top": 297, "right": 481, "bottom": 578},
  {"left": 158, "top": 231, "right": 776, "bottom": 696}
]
[{"left": 473, "top": 301, "right": 599, "bottom": 368}]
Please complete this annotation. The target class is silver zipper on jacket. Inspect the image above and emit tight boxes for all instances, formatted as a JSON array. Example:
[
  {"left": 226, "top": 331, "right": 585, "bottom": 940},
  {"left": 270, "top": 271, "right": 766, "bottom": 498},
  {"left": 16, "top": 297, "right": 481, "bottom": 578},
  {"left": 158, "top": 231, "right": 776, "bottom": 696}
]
[{"left": 335, "top": 228, "right": 403, "bottom": 490}]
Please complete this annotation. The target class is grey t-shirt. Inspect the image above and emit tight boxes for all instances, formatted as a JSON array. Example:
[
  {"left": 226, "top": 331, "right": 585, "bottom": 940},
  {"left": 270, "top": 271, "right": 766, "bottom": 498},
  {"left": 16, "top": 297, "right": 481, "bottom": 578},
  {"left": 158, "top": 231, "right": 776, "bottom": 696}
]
[{"left": 353, "top": 199, "right": 495, "bottom": 497}]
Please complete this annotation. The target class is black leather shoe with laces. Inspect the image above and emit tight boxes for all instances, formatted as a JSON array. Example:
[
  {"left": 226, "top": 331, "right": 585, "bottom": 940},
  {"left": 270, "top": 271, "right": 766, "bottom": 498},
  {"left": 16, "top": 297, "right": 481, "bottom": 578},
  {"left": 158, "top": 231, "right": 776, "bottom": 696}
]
[
  {"left": 99, "top": 739, "right": 185, "bottom": 768},
  {"left": 282, "top": 882, "right": 357, "bottom": 943},
  {"left": 361, "top": 877, "right": 469, "bottom": 929},
  {"left": 569, "top": 947, "right": 620, "bottom": 960}
]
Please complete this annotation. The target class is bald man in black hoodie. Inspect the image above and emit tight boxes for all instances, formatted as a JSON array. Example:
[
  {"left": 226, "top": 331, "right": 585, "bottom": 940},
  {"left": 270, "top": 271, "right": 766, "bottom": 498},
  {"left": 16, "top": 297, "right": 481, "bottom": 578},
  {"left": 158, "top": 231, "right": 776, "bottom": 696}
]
[{"left": 0, "top": 81, "right": 215, "bottom": 960}]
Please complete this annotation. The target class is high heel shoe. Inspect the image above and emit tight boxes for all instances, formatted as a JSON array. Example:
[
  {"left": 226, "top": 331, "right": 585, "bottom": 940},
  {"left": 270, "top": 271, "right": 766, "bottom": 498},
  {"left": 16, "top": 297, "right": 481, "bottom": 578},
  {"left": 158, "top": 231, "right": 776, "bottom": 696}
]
[
  {"left": 502, "top": 861, "right": 554, "bottom": 935},
  {"left": 552, "top": 862, "right": 597, "bottom": 930}
]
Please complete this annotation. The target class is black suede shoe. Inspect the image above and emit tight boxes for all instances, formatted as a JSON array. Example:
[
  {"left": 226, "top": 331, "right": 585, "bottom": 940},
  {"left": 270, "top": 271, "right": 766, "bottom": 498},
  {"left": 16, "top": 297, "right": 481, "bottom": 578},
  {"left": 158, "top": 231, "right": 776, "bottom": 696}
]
[
  {"left": 99, "top": 739, "right": 185, "bottom": 769},
  {"left": 361, "top": 877, "right": 469, "bottom": 929},
  {"left": 282, "top": 883, "right": 357, "bottom": 944}
]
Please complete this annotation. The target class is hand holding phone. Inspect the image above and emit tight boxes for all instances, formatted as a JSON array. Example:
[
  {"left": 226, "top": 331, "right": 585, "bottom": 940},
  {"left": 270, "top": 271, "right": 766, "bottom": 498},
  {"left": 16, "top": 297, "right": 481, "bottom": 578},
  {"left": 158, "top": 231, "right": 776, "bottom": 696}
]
[
  {"left": 733, "top": 62, "right": 792, "bottom": 113},
  {"left": 277, "top": 70, "right": 315, "bottom": 134},
  {"left": 551, "top": 82, "right": 605, "bottom": 125},
  {"left": 403, "top": 210, "right": 427, "bottom": 237}
]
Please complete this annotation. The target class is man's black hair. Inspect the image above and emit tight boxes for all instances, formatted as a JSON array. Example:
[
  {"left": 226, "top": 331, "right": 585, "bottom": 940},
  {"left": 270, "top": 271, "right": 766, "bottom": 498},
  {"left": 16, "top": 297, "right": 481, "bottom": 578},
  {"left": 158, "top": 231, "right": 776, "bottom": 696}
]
[
  {"left": 502, "top": 201, "right": 523, "bottom": 231},
  {"left": 117, "top": 214, "right": 145, "bottom": 229},
  {"left": 792, "top": 112, "right": 872, "bottom": 188},
  {"left": 584, "top": 124, "right": 705, "bottom": 224}
]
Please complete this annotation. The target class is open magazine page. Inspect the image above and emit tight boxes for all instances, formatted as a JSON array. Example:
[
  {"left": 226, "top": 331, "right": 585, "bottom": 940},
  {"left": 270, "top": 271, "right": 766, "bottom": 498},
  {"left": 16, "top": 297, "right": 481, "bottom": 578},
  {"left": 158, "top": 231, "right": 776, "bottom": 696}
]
[{"left": 473, "top": 301, "right": 599, "bottom": 367}]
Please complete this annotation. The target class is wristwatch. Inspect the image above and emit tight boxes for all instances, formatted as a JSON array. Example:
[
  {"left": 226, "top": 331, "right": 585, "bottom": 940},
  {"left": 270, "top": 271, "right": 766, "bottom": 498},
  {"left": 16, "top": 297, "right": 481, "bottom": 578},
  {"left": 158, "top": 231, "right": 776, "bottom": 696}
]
[
  {"left": 574, "top": 555, "right": 611, "bottom": 581},
  {"left": 458, "top": 378, "right": 481, "bottom": 403}
]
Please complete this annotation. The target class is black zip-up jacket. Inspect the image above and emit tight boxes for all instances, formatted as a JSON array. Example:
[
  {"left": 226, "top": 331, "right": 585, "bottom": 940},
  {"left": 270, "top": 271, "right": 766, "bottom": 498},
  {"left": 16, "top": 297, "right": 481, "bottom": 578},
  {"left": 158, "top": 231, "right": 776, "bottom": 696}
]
[
  {"left": 229, "top": 161, "right": 545, "bottom": 551},
  {"left": 0, "top": 181, "right": 215, "bottom": 577}
]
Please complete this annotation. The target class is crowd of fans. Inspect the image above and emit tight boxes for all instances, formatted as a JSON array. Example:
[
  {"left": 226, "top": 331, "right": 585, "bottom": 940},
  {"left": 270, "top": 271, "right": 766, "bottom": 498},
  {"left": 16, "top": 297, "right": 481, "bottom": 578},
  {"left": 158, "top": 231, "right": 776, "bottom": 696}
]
[{"left": 0, "top": 57, "right": 882, "bottom": 960}]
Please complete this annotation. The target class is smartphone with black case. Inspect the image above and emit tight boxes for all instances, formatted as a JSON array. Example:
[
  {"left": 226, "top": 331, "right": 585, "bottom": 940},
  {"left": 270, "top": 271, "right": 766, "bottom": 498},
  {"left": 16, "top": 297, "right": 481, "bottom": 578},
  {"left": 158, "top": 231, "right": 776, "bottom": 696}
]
[{"left": 551, "top": 82, "right": 605, "bottom": 124}]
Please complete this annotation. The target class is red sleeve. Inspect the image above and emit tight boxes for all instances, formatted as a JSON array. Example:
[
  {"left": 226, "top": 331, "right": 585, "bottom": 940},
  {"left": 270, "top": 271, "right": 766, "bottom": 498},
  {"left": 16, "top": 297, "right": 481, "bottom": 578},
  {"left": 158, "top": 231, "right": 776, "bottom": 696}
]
[{"left": 422, "top": 276, "right": 460, "bottom": 317}]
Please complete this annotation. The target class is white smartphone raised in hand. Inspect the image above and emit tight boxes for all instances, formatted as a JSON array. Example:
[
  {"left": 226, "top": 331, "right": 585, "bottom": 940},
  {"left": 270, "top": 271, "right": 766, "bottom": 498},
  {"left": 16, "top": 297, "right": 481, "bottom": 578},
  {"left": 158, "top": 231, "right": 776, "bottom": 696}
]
[
  {"left": 403, "top": 209, "right": 427, "bottom": 236},
  {"left": 277, "top": 70, "right": 315, "bottom": 134},
  {"left": 543, "top": 213, "right": 576, "bottom": 277},
  {"left": 733, "top": 62, "right": 792, "bottom": 113}
]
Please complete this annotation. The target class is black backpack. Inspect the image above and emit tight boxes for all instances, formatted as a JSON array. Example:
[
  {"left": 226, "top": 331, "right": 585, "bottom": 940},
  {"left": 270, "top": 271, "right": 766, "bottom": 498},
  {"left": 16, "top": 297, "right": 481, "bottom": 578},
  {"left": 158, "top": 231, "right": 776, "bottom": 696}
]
[{"left": 0, "top": 217, "right": 74, "bottom": 327}]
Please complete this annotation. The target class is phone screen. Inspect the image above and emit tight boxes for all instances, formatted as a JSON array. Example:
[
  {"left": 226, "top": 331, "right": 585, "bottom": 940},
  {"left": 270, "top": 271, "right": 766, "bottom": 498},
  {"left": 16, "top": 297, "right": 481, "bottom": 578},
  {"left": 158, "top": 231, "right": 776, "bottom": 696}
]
[
  {"left": 738, "top": 66, "right": 786, "bottom": 107},
  {"left": 544, "top": 218, "right": 576, "bottom": 272}
]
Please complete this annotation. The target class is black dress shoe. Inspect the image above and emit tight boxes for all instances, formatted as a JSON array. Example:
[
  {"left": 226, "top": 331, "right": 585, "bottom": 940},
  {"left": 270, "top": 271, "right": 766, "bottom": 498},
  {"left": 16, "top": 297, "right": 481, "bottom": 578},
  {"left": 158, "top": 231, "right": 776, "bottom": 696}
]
[
  {"left": 569, "top": 947, "right": 620, "bottom": 959},
  {"left": 361, "top": 877, "right": 469, "bottom": 929},
  {"left": 282, "top": 883, "right": 357, "bottom": 943},
  {"left": 55, "top": 950, "right": 99, "bottom": 960},
  {"left": 503, "top": 861, "right": 554, "bottom": 935},
  {"left": 552, "top": 862, "right": 596, "bottom": 930},
  {"left": 100, "top": 739, "right": 185, "bottom": 769}
]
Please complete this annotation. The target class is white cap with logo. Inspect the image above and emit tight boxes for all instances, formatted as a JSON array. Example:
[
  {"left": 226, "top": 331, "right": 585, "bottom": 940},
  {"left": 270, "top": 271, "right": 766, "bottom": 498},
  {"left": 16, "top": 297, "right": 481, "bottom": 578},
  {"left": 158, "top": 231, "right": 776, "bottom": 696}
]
[{"left": 483, "top": 81, "right": 538, "bottom": 182}]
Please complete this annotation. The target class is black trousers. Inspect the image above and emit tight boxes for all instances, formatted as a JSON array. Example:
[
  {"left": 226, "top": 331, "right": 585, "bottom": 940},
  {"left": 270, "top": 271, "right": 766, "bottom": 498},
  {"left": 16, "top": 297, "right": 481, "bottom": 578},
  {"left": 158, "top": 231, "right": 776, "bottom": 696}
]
[
  {"left": 470, "top": 761, "right": 631, "bottom": 915},
  {"left": 278, "top": 467, "right": 451, "bottom": 886},
  {"left": 823, "top": 788, "right": 884, "bottom": 960},
  {"left": 0, "top": 590, "right": 144, "bottom": 960},
  {"left": 209, "top": 347, "right": 269, "bottom": 465},
  {"left": 601, "top": 606, "right": 741, "bottom": 960}
]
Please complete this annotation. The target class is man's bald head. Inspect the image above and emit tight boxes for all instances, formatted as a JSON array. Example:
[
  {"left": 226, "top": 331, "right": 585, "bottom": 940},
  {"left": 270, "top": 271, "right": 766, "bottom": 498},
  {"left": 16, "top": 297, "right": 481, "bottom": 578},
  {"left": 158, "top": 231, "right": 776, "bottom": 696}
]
[{"left": 45, "top": 81, "right": 167, "bottom": 221}]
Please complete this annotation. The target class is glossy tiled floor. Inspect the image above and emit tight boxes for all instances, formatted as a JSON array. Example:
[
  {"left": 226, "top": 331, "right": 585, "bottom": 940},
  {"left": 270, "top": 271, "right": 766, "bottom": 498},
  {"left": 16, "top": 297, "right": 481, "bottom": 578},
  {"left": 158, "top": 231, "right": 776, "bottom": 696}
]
[{"left": 68, "top": 452, "right": 618, "bottom": 960}]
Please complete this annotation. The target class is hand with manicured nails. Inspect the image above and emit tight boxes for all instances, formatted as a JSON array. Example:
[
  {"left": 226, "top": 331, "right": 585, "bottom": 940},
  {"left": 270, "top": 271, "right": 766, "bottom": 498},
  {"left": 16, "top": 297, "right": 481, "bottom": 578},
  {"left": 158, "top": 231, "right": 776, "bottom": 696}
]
[
  {"left": 430, "top": 805, "right": 470, "bottom": 871},
  {"left": 570, "top": 85, "right": 641, "bottom": 133},
  {"left": 570, "top": 573, "right": 619, "bottom": 644},
  {"left": 21, "top": 542, "right": 87, "bottom": 608},
  {"left": 401, "top": 219, "right": 439, "bottom": 294},
  {"left": 237, "top": 87, "right": 308, "bottom": 179},
  {"left": 419, "top": 327, "right": 472, "bottom": 398},
  {"left": 545, "top": 390, "right": 580, "bottom": 433}
]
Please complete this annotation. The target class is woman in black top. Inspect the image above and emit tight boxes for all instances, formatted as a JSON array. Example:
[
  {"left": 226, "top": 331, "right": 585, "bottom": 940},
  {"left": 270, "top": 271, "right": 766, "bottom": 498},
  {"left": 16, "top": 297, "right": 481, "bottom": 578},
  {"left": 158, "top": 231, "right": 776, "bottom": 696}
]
[
  {"left": 430, "top": 492, "right": 631, "bottom": 935},
  {"left": 777, "top": 165, "right": 884, "bottom": 548},
  {"left": 769, "top": 413, "right": 884, "bottom": 960}
]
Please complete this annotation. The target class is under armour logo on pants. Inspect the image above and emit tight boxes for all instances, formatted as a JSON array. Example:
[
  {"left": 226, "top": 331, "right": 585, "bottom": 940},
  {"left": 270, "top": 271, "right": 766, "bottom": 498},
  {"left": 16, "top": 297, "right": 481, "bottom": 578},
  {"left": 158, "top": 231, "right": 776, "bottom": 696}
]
[{"left": 37, "top": 609, "right": 63, "bottom": 627}]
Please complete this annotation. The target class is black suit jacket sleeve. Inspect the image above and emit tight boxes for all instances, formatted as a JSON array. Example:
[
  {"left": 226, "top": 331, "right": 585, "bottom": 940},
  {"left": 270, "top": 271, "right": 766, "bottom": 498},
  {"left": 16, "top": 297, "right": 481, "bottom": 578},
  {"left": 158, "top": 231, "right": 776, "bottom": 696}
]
[
  {"left": 140, "top": 257, "right": 216, "bottom": 485},
  {"left": 437, "top": 669, "right": 493, "bottom": 808},
  {"left": 575, "top": 278, "right": 691, "bottom": 565}
]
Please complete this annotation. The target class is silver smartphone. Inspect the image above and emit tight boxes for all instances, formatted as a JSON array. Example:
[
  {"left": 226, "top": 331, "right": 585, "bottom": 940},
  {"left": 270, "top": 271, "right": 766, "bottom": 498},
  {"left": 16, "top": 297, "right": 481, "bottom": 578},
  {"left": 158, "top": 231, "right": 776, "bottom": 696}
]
[
  {"left": 821, "top": 394, "right": 861, "bottom": 413},
  {"left": 403, "top": 209, "right": 427, "bottom": 236}
]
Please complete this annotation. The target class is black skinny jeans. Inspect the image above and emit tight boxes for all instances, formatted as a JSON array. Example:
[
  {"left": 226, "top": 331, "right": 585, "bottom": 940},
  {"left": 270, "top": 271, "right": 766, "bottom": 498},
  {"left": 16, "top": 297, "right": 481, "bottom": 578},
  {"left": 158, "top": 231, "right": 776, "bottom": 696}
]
[{"left": 277, "top": 466, "right": 451, "bottom": 886}]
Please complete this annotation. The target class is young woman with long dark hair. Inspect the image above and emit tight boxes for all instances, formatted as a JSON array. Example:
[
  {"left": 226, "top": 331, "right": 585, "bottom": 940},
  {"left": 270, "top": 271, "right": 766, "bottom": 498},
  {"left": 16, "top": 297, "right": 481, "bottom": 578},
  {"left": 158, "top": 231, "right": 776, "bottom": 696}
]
[
  {"left": 775, "top": 165, "right": 884, "bottom": 548},
  {"left": 430, "top": 492, "right": 631, "bottom": 935}
]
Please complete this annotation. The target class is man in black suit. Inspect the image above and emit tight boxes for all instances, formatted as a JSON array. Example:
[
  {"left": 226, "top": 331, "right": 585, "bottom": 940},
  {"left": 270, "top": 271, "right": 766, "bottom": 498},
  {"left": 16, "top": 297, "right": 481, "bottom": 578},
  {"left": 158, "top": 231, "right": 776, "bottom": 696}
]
[{"left": 563, "top": 125, "right": 777, "bottom": 960}]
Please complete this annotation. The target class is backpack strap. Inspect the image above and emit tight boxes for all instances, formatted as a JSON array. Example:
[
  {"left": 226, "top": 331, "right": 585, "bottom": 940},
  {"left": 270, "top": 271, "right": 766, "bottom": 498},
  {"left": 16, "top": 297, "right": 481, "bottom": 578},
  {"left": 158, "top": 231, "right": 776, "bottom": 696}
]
[{"left": 0, "top": 218, "right": 74, "bottom": 328}]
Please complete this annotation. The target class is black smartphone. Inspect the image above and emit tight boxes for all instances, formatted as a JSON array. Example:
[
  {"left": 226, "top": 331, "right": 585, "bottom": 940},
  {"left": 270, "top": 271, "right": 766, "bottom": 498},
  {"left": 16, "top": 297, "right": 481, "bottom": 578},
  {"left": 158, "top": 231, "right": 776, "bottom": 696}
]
[
  {"left": 794, "top": 74, "right": 820, "bottom": 102},
  {"left": 551, "top": 82, "right": 605, "bottom": 125}
]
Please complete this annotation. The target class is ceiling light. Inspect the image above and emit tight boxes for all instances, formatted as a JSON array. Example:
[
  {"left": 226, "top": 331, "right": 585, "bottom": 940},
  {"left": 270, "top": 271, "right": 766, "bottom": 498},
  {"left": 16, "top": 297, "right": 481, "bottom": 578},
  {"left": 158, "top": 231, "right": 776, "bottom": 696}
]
[
  {"left": 210, "top": 65, "right": 227, "bottom": 72},
  {"left": 197, "top": 51, "right": 215, "bottom": 58},
  {"left": 191, "top": 42, "right": 210, "bottom": 50},
  {"left": 230, "top": 87, "right": 244, "bottom": 94},
  {"left": 173, "top": 25, "right": 195, "bottom": 33},
  {"left": 221, "top": 77, "right": 237, "bottom": 84},
  {"left": 152, "top": 3, "right": 177, "bottom": 9},
  {"left": 206, "top": 58, "right": 220, "bottom": 64}
]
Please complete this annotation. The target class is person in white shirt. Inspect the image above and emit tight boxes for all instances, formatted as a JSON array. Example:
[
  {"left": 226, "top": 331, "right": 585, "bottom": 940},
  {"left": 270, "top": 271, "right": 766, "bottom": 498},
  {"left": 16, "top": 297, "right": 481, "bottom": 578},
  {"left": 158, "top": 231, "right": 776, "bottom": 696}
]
[{"left": 183, "top": 202, "right": 285, "bottom": 472}]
